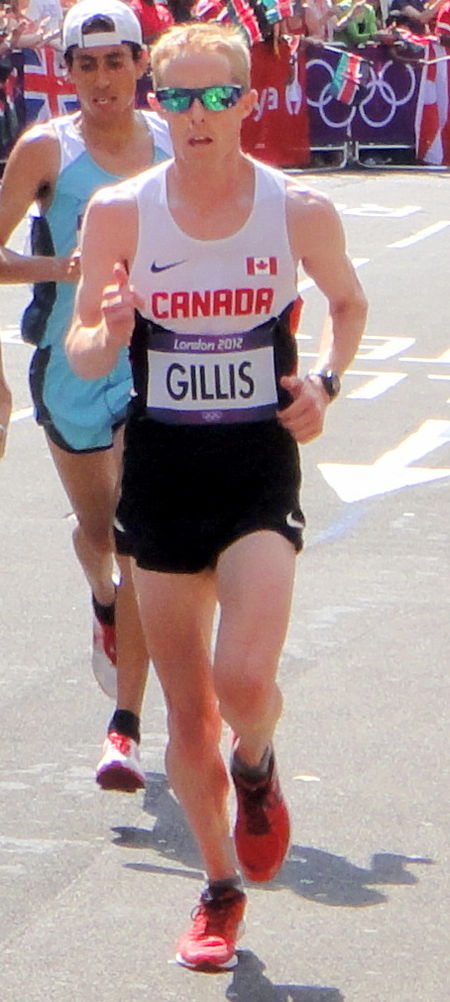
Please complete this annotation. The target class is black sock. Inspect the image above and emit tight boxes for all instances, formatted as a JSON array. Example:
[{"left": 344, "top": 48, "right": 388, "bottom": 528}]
[
  {"left": 203, "top": 876, "right": 244, "bottom": 901},
  {"left": 108, "top": 709, "right": 140, "bottom": 743},
  {"left": 232, "top": 745, "right": 272, "bottom": 782},
  {"left": 92, "top": 592, "right": 115, "bottom": 627}
]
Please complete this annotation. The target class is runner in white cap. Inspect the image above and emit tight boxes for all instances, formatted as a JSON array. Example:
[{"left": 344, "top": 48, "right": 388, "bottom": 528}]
[
  {"left": 62, "top": 0, "right": 143, "bottom": 50},
  {"left": 0, "top": 0, "right": 172, "bottom": 786}
]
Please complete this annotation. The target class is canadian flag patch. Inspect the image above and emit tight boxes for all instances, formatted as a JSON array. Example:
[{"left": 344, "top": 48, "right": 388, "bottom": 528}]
[{"left": 246, "top": 256, "right": 278, "bottom": 276}]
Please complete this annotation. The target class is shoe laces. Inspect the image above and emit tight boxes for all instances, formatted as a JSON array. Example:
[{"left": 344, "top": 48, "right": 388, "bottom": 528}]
[
  {"left": 108, "top": 731, "right": 131, "bottom": 755},
  {"left": 237, "top": 777, "right": 279, "bottom": 835},
  {"left": 190, "top": 892, "right": 243, "bottom": 940}
]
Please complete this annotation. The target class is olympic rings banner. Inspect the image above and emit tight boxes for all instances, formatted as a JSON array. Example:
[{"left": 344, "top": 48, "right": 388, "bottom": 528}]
[
  {"left": 306, "top": 44, "right": 420, "bottom": 149},
  {"left": 241, "top": 40, "right": 422, "bottom": 167},
  {"left": 0, "top": 42, "right": 437, "bottom": 168}
]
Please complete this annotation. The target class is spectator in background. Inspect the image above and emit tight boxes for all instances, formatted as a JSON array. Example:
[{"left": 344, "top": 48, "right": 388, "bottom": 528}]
[
  {"left": 314, "top": 0, "right": 340, "bottom": 39},
  {"left": 129, "top": 0, "right": 174, "bottom": 44},
  {"left": 25, "top": 0, "right": 63, "bottom": 38},
  {"left": 297, "top": 0, "right": 338, "bottom": 40},
  {"left": 166, "top": 0, "right": 197, "bottom": 21},
  {"left": 273, "top": 0, "right": 338, "bottom": 41},
  {"left": 386, "top": 0, "right": 436, "bottom": 34},
  {"left": 367, "top": 0, "right": 384, "bottom": 26},
  {"left": 0, "top": 0, "right": 62, "bottom": 50},
  {"left": 334, "top": 0, "right": 379, "bottom": 44}
]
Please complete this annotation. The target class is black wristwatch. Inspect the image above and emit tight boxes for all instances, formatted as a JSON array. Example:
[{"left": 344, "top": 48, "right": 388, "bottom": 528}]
[{"left": 308, "top": 369, "right": 341, "bottom": 401}]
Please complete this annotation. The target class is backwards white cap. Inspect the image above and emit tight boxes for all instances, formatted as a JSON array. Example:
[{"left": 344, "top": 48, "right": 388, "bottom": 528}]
[{"left": 63, "top": 0, "right": 143, "bottom": 52}]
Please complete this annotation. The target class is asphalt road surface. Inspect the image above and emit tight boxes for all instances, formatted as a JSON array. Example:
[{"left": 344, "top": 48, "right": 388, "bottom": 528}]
[{"left": 1, "top": 167, "right": 449, "bottom": 1002}]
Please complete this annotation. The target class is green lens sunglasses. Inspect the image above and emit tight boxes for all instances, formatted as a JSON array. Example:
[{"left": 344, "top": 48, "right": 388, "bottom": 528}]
[{"left": 155, "top": 85, "right": 244, "bottom": 112}]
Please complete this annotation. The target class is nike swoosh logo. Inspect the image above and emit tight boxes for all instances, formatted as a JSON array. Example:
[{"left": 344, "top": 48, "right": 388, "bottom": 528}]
[
  {"left": 151, "top": 259, "right": 186, "bottom": 273},
  {"left": 286, "top": 512, "right": 304, "bottom": 529}
]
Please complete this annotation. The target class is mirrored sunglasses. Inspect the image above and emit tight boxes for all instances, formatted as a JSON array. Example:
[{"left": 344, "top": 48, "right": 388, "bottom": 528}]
[{"left": 155, "top": 85, "right": 244, "bottom": 112}]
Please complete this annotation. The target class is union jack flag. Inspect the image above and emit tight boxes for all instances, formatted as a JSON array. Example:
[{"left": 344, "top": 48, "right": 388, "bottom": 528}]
[{"left": 23, "top": 46, "right": 78, "bottom": 124}]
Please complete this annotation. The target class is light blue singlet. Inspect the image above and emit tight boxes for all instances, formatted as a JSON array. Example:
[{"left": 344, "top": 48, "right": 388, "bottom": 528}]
[{"left": 23, "top": 110, "right": 172, "bottom": 452}]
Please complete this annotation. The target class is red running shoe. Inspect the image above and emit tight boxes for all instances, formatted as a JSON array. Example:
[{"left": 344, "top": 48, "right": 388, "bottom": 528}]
[
  {"left": 176, "top": 887, "right": 246, "bottom": 970},
  {"left": 231, "top": 748, "right": 290, "bottom": 882}
]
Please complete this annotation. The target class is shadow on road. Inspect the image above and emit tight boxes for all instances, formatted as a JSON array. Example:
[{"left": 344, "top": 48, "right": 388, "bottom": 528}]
[
  {"left": 228, "top": 951, "right": 344, "bottom": 1002},
  {"left": 111, "top": 772, "right": 433, "bottom": 907}
]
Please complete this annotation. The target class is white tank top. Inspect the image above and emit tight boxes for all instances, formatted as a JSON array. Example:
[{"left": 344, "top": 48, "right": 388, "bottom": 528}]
[{"left": 128, "top": 159, "right": 300, "bottom": 425}]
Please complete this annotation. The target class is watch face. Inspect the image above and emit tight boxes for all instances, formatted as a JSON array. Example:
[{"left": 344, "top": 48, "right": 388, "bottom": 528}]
[
  {"left": 330, "top": 372, "right": 341, "bottom": 398},
  {"left": 308, "top": 370, "right": 341, "bottom": 399},
  {"left": 322, "top": 370, "right": 340, "bottom": 399}
]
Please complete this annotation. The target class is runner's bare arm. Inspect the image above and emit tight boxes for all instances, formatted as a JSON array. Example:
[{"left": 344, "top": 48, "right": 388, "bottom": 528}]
[
  {"left": 279, "top": 185, "right": 367, "bottom": 444},
  {"left": 0, "top": 126, "right": 80, "bottom": 284},
  {"left": 66, "top": 189, "right": 141, "bottom": 379},
  {"left": 291, "top": 188, "right": 367, "bottom": 373}
]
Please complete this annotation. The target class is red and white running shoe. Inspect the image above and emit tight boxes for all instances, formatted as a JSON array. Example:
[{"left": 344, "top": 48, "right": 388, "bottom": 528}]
[
  {"left": 176, "top": 887, "right": 246, "bottom": 970},
  {"left": 96, "top": 731, "right": 145, "bottom": 793}
]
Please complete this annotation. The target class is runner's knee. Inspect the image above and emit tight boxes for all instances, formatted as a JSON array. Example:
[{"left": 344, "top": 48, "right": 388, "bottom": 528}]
[
  {"left": 167, "top": 700, "right": 222, "bottom": 764},
  {"left": 216, "top": 665, "right": 278, "bottom": 723}
]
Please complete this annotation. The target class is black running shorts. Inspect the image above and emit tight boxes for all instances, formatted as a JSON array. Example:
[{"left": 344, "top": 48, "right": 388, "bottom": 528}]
[{"left": 115, "top": 412, "right": 305, "bottom": 574}]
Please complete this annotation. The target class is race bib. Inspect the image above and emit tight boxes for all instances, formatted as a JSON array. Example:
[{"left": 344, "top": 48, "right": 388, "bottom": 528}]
[{"left": 146, "top": 326, "right": 278, "bottom": 425}]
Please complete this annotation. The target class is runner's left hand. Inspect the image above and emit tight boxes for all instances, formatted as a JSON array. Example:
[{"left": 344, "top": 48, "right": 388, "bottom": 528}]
[{"left": 277, "top": 374, "right": 328, "bottom": 443}]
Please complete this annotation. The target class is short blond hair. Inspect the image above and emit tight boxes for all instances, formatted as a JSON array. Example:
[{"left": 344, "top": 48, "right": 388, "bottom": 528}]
[{"left": 150, "top": 22, "right": 251, "bottom": 90}]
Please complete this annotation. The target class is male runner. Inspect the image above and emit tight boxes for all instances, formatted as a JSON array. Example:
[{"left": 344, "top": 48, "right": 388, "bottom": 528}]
[
  {"left": 0, "top": 0, "right": 172, "bottom": 790},
  {"left": 66, "top": 22, "right": 368, "bottom": 971}
]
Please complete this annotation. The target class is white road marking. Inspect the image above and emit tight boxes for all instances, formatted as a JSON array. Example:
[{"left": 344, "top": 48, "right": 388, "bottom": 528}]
[
  {"left": 388, "top": 221, "right": 450, "bottom": 248},
  {"left": 342, "top": 203, "right": 421, "bottom": 218},
  {"left": 435, "top": 348, "right": 450, "bottom": 363},
  {"left": 319, "top": 419, "right": 450, "bottom": 503},
  {"left": 357, "top": 335, "right": 416, "bottom": 360},
  {"left": 346, "top": 372, "right": 407, "bottom": 399},
  {"left": 11, "top": 407, "right": 33, "bottom": 423},
  {"left": 403, "top": 349, "right": 450, "bottom": 363}
]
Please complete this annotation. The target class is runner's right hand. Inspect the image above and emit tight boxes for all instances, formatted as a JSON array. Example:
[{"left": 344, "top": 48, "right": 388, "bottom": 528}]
[{"left": 101, "top": 262, "right": 145, "bottom": 348}]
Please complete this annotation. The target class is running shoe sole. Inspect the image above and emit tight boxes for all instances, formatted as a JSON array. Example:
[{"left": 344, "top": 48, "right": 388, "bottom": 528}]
[{"left": 96, "top": 764, "right": 145, "bottom": 793}]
